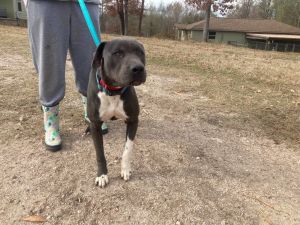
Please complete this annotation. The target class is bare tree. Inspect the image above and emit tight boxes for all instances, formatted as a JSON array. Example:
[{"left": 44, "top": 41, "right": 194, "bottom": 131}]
[
  {"left": 124, "top": 0, "right": 129, "bottom": 35},
  {"left": 240, "top": 0, "right": 254, "bottom": 18},
  {"left": 258, "top": 0, "right": 273, "bottom": 19},
  {"left": 273, "top": 0, "right": 300, "bottom": 26},
  {"left": 115, "top": 0, "right": 125, "bottom": 34},
  {"left": 228, "top": 0, "right": 255, "bottom": 18},
  {"left": 185, "top": 0, "right": 235, "bottom": 42},
  {"left": 170, "top": 2, "right": 184, "bottom": 23},
  {"left": 138, "top": 0, "right": 145, "bottom": 35}
]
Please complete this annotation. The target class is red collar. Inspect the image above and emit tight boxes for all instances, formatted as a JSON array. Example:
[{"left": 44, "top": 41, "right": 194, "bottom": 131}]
[
  {"left": 96, "top": 72, "right": 129, "bottom": 96},
  {"left": 99, "top": 79, "right": 123, "bottom": 91}
]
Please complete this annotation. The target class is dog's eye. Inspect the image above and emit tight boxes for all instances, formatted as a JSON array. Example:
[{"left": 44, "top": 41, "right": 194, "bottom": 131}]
[
  {"left": 112, "top": 51, "right": 124, "bottom": 57},
  {"left": 137, "top": 50, "right": 145, "bottom": 57}
]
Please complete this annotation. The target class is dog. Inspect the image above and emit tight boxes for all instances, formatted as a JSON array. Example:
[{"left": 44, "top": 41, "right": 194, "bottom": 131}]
[{"left": 87, "top": 39, "right": 147, "bottom": 188}]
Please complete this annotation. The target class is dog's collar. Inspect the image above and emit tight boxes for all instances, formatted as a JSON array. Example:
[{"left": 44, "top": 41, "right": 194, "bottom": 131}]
[{"left": 96, "top": 71, "right": 129, "bottom": 96}]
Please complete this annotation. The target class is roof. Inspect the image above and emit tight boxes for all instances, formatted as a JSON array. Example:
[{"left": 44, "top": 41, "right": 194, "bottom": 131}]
[
  {"left": 175, "top": 18, "right": 300, "bottom": 35},
  {"left": 247, "top": 33, "right": 300, "bottom": 40},
  {"left": 174, "top": 23, "right": 188, "bottom": 30}
]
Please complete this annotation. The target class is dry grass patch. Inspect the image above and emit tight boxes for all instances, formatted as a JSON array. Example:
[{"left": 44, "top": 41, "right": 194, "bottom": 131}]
[
  {"left": 137, "top": 37, "right": 300, "bottom": 147},
  {"left": 1, "top": 25, "right": 300, "bottom": 225},
  {"left": 1, "top": 25, "right": 300, "bottom": 147}
]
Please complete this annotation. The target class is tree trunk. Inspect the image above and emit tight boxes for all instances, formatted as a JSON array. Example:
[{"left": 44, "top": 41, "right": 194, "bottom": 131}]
[
  {"left": 203, "top": 3, "right": 212, "bottom": 42},
  {"left": 265, "top": 0, "right": 272, "bottom": 19},
  {"left": 138, "top": 0, "right": 145, "bottom": 36},
  {"left": 124, "top": 0, "right": 128, "bottom": 35},
  {"left": 100, "top": 0, "right": 105, "bottom": 32},
  {"left": 117, "top": 0, "right": 125, "bottom": 35}
]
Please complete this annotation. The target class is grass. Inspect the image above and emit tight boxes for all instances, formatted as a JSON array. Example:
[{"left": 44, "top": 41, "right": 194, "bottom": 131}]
[
  {"left": 137, "top": 36, "right": 300, "bottom": 147},
  {"left": 1, "top": 25, "right": 300, "bottom": 148}
]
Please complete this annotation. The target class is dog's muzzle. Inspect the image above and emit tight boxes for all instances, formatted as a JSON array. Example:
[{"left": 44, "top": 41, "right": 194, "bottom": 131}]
[{"left": 130, "top": 64, "right": 146, "bottom": 86}]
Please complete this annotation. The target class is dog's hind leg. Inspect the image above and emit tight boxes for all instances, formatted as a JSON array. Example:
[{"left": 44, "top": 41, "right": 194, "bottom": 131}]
[
  {"left": 121, "top": 120, "right": 138, "bottom": 181},
  {"left": 83, "top": 125, "right": 90, "bottom": 136}
]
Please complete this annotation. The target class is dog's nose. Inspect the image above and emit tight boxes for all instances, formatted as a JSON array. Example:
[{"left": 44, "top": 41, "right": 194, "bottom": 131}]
[{"left": 131, "top": 65, "right": 144, "bottom": 74}]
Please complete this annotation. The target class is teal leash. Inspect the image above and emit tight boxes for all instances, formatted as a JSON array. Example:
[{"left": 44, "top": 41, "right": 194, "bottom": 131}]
[
  {"left": 78, "top": 0, "right": 129, "bottom": 95},
  {"left": 78, "top": 0, "right": 102, "bottom": 89},
  {"left": 78, "top": 0, "right": 101, "bottom": 47}
]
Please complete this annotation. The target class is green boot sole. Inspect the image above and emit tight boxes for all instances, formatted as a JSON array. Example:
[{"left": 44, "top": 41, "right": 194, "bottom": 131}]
[{"left": 45, "top": 142, "right": 62, "bottom": 152}]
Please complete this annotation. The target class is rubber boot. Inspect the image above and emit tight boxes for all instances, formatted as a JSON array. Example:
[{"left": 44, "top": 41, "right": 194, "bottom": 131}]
[
  {"left": 42, "top": 105, "right": 62, "bottom": 152},
  {"left": 81, "top": 95, "right": 108, "bottom": 135}
]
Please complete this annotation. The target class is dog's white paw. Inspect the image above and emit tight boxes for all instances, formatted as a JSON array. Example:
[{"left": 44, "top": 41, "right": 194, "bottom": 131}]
[
  {"left": 95, "top": 175, "right": 109, "bottom": 188},
  {"left": 121, "top": 168, "right": 131, "bottom": 181}
]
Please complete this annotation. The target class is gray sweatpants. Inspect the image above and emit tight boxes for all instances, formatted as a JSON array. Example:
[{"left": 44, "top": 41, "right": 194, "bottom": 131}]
[{"left": 27, "top": 0, "right": 100, "bottom": 107}]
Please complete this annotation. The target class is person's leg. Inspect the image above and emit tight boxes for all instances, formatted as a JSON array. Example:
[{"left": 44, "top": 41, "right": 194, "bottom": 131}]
[
  {"left": 69, "top": 2, "right": 99, "bottom": 96},
  {"left": 28, "top": 0, "right": 70, "bottom": 106},
  {"left": 27, "top": 0, "right": 71, "bottom": 150},
  {"left": 69, "top": 3, "right": 108, "bottom": 134}
]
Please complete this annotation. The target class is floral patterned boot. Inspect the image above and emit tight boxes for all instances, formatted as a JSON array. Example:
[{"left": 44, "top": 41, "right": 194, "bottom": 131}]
[
  {"left": 81, "top": 95, "right": 108, "bottom": 135},
  {"left": 42, "top": 105, "right": 62, "bottom": 151}
]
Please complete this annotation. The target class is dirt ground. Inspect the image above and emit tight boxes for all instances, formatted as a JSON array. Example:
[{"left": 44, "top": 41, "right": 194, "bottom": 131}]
[{"left": 0, "top": 25, "right": 299, "bottom": 225}]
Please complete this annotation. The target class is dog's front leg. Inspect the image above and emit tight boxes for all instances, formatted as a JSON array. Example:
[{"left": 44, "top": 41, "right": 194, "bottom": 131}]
[
  {"left": 121, "top": 120, "right": 138, "bottom": 181},
  {"left": 91, "top": 121, "right": 109, "bottom": 188}
]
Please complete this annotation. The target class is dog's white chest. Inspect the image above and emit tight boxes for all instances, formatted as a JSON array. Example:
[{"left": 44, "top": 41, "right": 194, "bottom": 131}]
[{"left": 98, "top": 92, "right": 128, "bottom": 121}]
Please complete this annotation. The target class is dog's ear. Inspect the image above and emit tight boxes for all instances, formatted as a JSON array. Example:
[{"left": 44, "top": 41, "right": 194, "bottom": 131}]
[{"left": 92, "top": 42, "right": 107, "bottom": 69}]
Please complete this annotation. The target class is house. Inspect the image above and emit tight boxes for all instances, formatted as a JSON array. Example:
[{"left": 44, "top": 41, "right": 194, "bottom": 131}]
[
  {"left": 0, "top": 0, "right": 27, "bottom": 21},
  {"left": 175, "top": 18, "right": 300, "bottom": 52}
]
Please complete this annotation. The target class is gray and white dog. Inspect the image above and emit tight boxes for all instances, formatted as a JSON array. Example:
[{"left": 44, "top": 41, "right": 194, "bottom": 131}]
[{"left": 86, "top": 39, "right": 147, "bottom": 188}]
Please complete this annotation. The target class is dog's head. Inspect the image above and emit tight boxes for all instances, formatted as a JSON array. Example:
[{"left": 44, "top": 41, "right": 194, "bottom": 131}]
[{"left": 93, "top": 39, "right": 146, "bottom": 87}]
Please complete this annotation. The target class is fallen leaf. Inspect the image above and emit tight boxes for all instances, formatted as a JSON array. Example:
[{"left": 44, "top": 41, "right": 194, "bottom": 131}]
[{"left": 21, "top": 215, "right": 46, "bottom": 223}]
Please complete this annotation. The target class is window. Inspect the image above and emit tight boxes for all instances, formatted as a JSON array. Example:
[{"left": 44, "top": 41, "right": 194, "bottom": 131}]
[
  {"left": 17, "top": 0, "right": 22, "bottom": 12},
  {"left": 208, "top": 31, "right": 216, "bottom": 40},
  {"left": 0, "top": 8, "right": 8, "bottom": 18}
]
